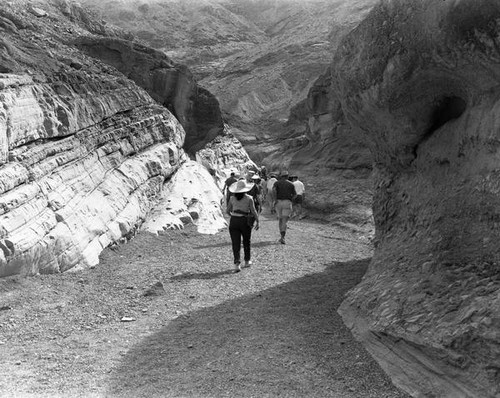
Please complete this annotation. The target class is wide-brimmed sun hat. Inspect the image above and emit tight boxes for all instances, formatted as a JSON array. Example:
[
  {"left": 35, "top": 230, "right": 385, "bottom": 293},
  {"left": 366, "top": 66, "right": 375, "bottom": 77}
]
[
  {"left": 251, "top": 174, "right": 261, "bottom": 180},
  {"left": 280, "top": 170, "right": 289, "bottom": 177},
  {"left": 229, "top": 180, "right": 255, "bottom": 193}
]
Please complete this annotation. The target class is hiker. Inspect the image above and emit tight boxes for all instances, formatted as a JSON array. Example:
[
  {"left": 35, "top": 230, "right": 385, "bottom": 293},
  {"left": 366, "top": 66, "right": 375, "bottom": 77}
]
[
  {"left": 223, "top": 171, "right": 238, "bottom": 206},
  {"left": 266, "top": 173, "right": 278, "bottom": 213},
  {"left": 272, "top": 171, "right": 296, "bottom": 244},
  {"left": 291, "top": 175, "right": 305, "bottom": 218},
  {"left": 226, "top": 179, "right": 260, "bottom": 273},
  {"left": 249, "top": 174, "right": 264, "bottom": 213}
]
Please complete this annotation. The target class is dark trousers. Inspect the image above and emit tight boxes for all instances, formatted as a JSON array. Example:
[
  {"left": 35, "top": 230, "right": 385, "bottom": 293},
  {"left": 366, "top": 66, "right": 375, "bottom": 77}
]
[{"left": 229, "top": 216, "right": 252, "bottom": 264}]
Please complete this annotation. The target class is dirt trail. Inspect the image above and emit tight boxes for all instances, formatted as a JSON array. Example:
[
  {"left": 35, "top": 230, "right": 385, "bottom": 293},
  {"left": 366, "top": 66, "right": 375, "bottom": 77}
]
[{"left": 0, "top": 210, "right": 409, "bottom": 398}]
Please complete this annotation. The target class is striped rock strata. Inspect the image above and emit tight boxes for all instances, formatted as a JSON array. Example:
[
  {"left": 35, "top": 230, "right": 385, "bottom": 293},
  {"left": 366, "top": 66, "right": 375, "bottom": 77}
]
[
  {"left": 0, "top": 1, "right": 227, "bottom": 277},
  {"left": 0, "top": 73, "right": 186, "bottom": 277}
]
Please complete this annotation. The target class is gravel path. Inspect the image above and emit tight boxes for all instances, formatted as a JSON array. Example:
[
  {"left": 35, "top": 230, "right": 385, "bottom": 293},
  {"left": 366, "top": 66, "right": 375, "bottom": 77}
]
[{"left": 0, "top": 210, "right": 410, "bottom": 397}]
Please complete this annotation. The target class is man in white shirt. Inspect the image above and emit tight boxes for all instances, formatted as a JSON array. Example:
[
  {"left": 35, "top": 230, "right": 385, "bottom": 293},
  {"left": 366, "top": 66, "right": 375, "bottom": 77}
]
[
  {"left": 291, "top": 175, "right": 305, "bottom": 218},
  {"left": 266, "top": 173, "right": 278, "bottom": 214}
]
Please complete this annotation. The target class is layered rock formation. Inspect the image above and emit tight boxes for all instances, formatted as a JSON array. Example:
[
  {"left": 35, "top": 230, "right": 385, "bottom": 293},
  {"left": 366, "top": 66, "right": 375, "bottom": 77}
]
[
  {"left": 0, "top": 1, "right": 234, "bottom": 277},
  {"left": 75, "top": 37, "right": 224, "bottom": 153},
  {"left": 336, "top": 1, "right": 500, "bottom": 396}
]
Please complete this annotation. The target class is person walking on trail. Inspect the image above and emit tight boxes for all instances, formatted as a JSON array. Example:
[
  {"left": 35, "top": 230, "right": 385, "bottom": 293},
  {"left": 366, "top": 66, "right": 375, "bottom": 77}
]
[
  {"left": 272, "top": 171, "right": 296, "bottom": 244},
  {"left": 226, "top": 179, "right": 260, "bottom": 273},
  {"left": 291, "top": 175, "right": 305, "bottom": 218},
  {"left": 266, "top": 173, "right": 278, "bottom": 213},
  {"left": 223, "top": 171, "right": 238, "bottom": 206},
  {"left": 250, "top": 174, "right": 264, "bottom": 213}
]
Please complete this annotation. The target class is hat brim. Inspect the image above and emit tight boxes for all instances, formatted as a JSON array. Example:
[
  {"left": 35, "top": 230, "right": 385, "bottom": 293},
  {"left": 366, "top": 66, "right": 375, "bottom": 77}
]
[{"left": 229, "top": 181, "right": 254, "bottom": 193}]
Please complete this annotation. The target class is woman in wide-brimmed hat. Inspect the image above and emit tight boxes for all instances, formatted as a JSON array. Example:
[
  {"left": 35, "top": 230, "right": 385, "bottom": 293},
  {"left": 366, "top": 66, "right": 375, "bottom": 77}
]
[{"left": 226, "top": 179, "right": 260, "bottom": 272}]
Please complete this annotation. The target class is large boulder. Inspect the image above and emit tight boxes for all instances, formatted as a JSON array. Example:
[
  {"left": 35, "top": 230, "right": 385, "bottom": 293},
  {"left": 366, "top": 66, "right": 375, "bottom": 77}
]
[{"left": 336, "top": 1, "right": 500, "bottom": 397}]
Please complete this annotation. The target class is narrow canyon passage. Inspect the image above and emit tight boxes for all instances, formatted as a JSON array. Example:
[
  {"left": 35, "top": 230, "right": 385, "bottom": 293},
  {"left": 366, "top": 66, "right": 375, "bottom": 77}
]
[{"left": 0, "top": 211, "right": 408, "bottom": 397}]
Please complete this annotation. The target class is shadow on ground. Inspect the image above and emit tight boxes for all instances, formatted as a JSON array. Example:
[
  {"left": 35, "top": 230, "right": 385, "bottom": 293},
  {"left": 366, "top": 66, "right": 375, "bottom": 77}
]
[
  {"left": 170, "top": 270, "right": 236, "bottom": 280},
  {"left": 194, "top": 240, "right": 278, "bottom": 249},
  {"left": 107, "top": 258, "right": 408, "bottom": 398}
]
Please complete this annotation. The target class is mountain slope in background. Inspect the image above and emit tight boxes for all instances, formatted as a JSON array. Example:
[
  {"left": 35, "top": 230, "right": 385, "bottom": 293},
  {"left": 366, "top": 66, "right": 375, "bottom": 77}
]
[{"left": 80, "top": 0, "right": 377, "bottom": 138}]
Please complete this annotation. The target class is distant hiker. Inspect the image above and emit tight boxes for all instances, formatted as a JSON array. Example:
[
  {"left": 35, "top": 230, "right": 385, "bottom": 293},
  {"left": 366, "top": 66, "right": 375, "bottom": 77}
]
[
  {"left": 226, "top": 180, "right": 260, "bottom": 273},
  {"left": 260, "top": 165, "right": 268, "bottom": 180},
  {"left": 291, "top": 175, "right": 305, "bottom": 218},
  {"left": 250, "top": 174, "right": 264, "bottom": 213},
  {"left": 266, "top": 173, "right": 278, "bottom": 213},
  {"left": 223, "top": 171, "right": 238, "bottom": 205},
  {"left": 272, "top": 171, "right": 296, "bottom": 244}
]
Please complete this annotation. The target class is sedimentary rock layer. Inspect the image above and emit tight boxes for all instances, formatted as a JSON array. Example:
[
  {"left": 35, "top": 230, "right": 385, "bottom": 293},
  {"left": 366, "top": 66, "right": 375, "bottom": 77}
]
[
  {"left": 0, "top": 1, "right": 191, "bottom": 276},
  {"left": 336, "top": 1, "right": 500, "bottom": 397},
  {"left": 75, "top": 36, "right": 224, "bottom": 153},
  {"left": 0, "top": 73, "right": 185, "bottom": 277}
]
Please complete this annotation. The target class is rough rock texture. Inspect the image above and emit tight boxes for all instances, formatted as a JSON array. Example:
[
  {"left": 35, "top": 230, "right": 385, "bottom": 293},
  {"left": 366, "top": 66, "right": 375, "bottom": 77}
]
[
  {"left": 75, "top": 36, "right": 224, "bottom": 153},
  {"left": 0, "top": 1, "right": 191, "bottom": 276},
  {"left": 266, "top": 66, "right": 372, "bottom": 176},
  {"left": 196, "top": 126, "right": 258, "bottom": 188},
  {"left": 258, "top": 66, "right": 374, "bottom": 228},
  {"left": 335, "top": 1, "right": 500, "bottom": 397},
  {"left": 142, "top": 160, "right": 227, "bottom": 235}
]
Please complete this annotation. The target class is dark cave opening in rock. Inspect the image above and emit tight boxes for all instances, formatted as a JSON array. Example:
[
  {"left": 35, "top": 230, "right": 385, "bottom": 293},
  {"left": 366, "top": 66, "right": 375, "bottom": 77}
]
[{"left": 427, "top": 95, "right": 467, "bottom": 135}]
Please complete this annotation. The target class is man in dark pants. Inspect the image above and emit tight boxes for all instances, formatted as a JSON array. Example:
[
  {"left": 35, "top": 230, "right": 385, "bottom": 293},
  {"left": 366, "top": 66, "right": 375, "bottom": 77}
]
[{"left": 272, "top": 171, "right": 296, "bottom": 244}]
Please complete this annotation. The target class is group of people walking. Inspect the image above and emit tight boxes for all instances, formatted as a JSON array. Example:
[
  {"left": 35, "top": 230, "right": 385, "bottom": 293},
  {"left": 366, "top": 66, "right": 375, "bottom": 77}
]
[{"left": 223, "top": 168, "right": 305, "bottom": 273}]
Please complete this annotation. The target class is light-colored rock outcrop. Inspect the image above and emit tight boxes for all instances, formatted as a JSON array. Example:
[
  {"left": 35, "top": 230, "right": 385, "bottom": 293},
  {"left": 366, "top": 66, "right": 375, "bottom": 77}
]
[
  {"left": 196, "top": 126, "right": 258, "bottom": 189},
  {"left": 336, "top": 1, "right": 500, "bottom": 397},
  {"left": 0, "top": 73, "right": 186, "bottom": 277},
  {"left": 0, "top": 1, "right": 209, "bottom": 277},
  {"left": 142, "top": 160, "right": 226, "bottom": 235}
]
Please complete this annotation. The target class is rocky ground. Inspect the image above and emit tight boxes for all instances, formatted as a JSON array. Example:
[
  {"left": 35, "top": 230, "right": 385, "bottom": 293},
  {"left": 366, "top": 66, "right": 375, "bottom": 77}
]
[{"left": 0, "top": 206, "right": 408, "bottom": 398}]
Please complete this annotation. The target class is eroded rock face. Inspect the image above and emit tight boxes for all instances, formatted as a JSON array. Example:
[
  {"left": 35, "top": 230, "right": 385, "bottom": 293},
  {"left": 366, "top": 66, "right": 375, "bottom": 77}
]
[
  {"left": 336, "top": 1, "right": 500, "bottom": 397},
  {"left": 196, "top": 127, "right": 257, "bottom": 187},
  {"left": 0, "top": 2, "right": 187, "bottom": 276},
  {"left": 75, "top": 37, "right": 224, "bottom": 153}
]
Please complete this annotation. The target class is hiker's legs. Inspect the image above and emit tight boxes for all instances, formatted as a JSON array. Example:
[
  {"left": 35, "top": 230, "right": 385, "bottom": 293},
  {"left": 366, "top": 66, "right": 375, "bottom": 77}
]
[
  {"left": 241, "top": 224, "right": 252, "bottom": 262},
  {"left": 275, "top": 200, "right": 292, "bottom": 242},
  {"left": 229, "top": 217, "right": 242, "bottom": 264},
  {"left": 295, "top": 195, "right": 303, "bottom": 217},
  {"left": 279, "top": 216, "right": 290, "bottom": 233},
  {"left": 268, "top": 192, "right": 275, "bottom": 213}
]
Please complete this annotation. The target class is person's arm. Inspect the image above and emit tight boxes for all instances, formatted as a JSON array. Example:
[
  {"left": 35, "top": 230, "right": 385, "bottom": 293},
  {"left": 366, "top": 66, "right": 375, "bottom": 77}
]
[
  {"left": 272, "top": 185, "right": 277, "bottom": 207},
  {"left": 249, "top": 198, "right": 259, "bottom": 230},
  {"left": 226, "top": 196, "right": 233, "bottom": 216}
]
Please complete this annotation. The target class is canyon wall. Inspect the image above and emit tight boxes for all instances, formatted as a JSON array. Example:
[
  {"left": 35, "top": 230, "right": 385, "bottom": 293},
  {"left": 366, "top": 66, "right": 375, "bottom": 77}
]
[
  {"left": 75, "top": 37, "right": 224, "bottom": 153},
  {"left": 0, "top": 1, "right": 230, "bottom": 277},
  {"left": 336, "top": 0, "right": 500, "bottom": 397}
]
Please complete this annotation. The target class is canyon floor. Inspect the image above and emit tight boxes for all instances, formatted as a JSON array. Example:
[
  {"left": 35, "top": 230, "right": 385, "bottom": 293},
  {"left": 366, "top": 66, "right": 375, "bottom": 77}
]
[{"left": 0, "top": 207, "right": 409, "bottom": 398}]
